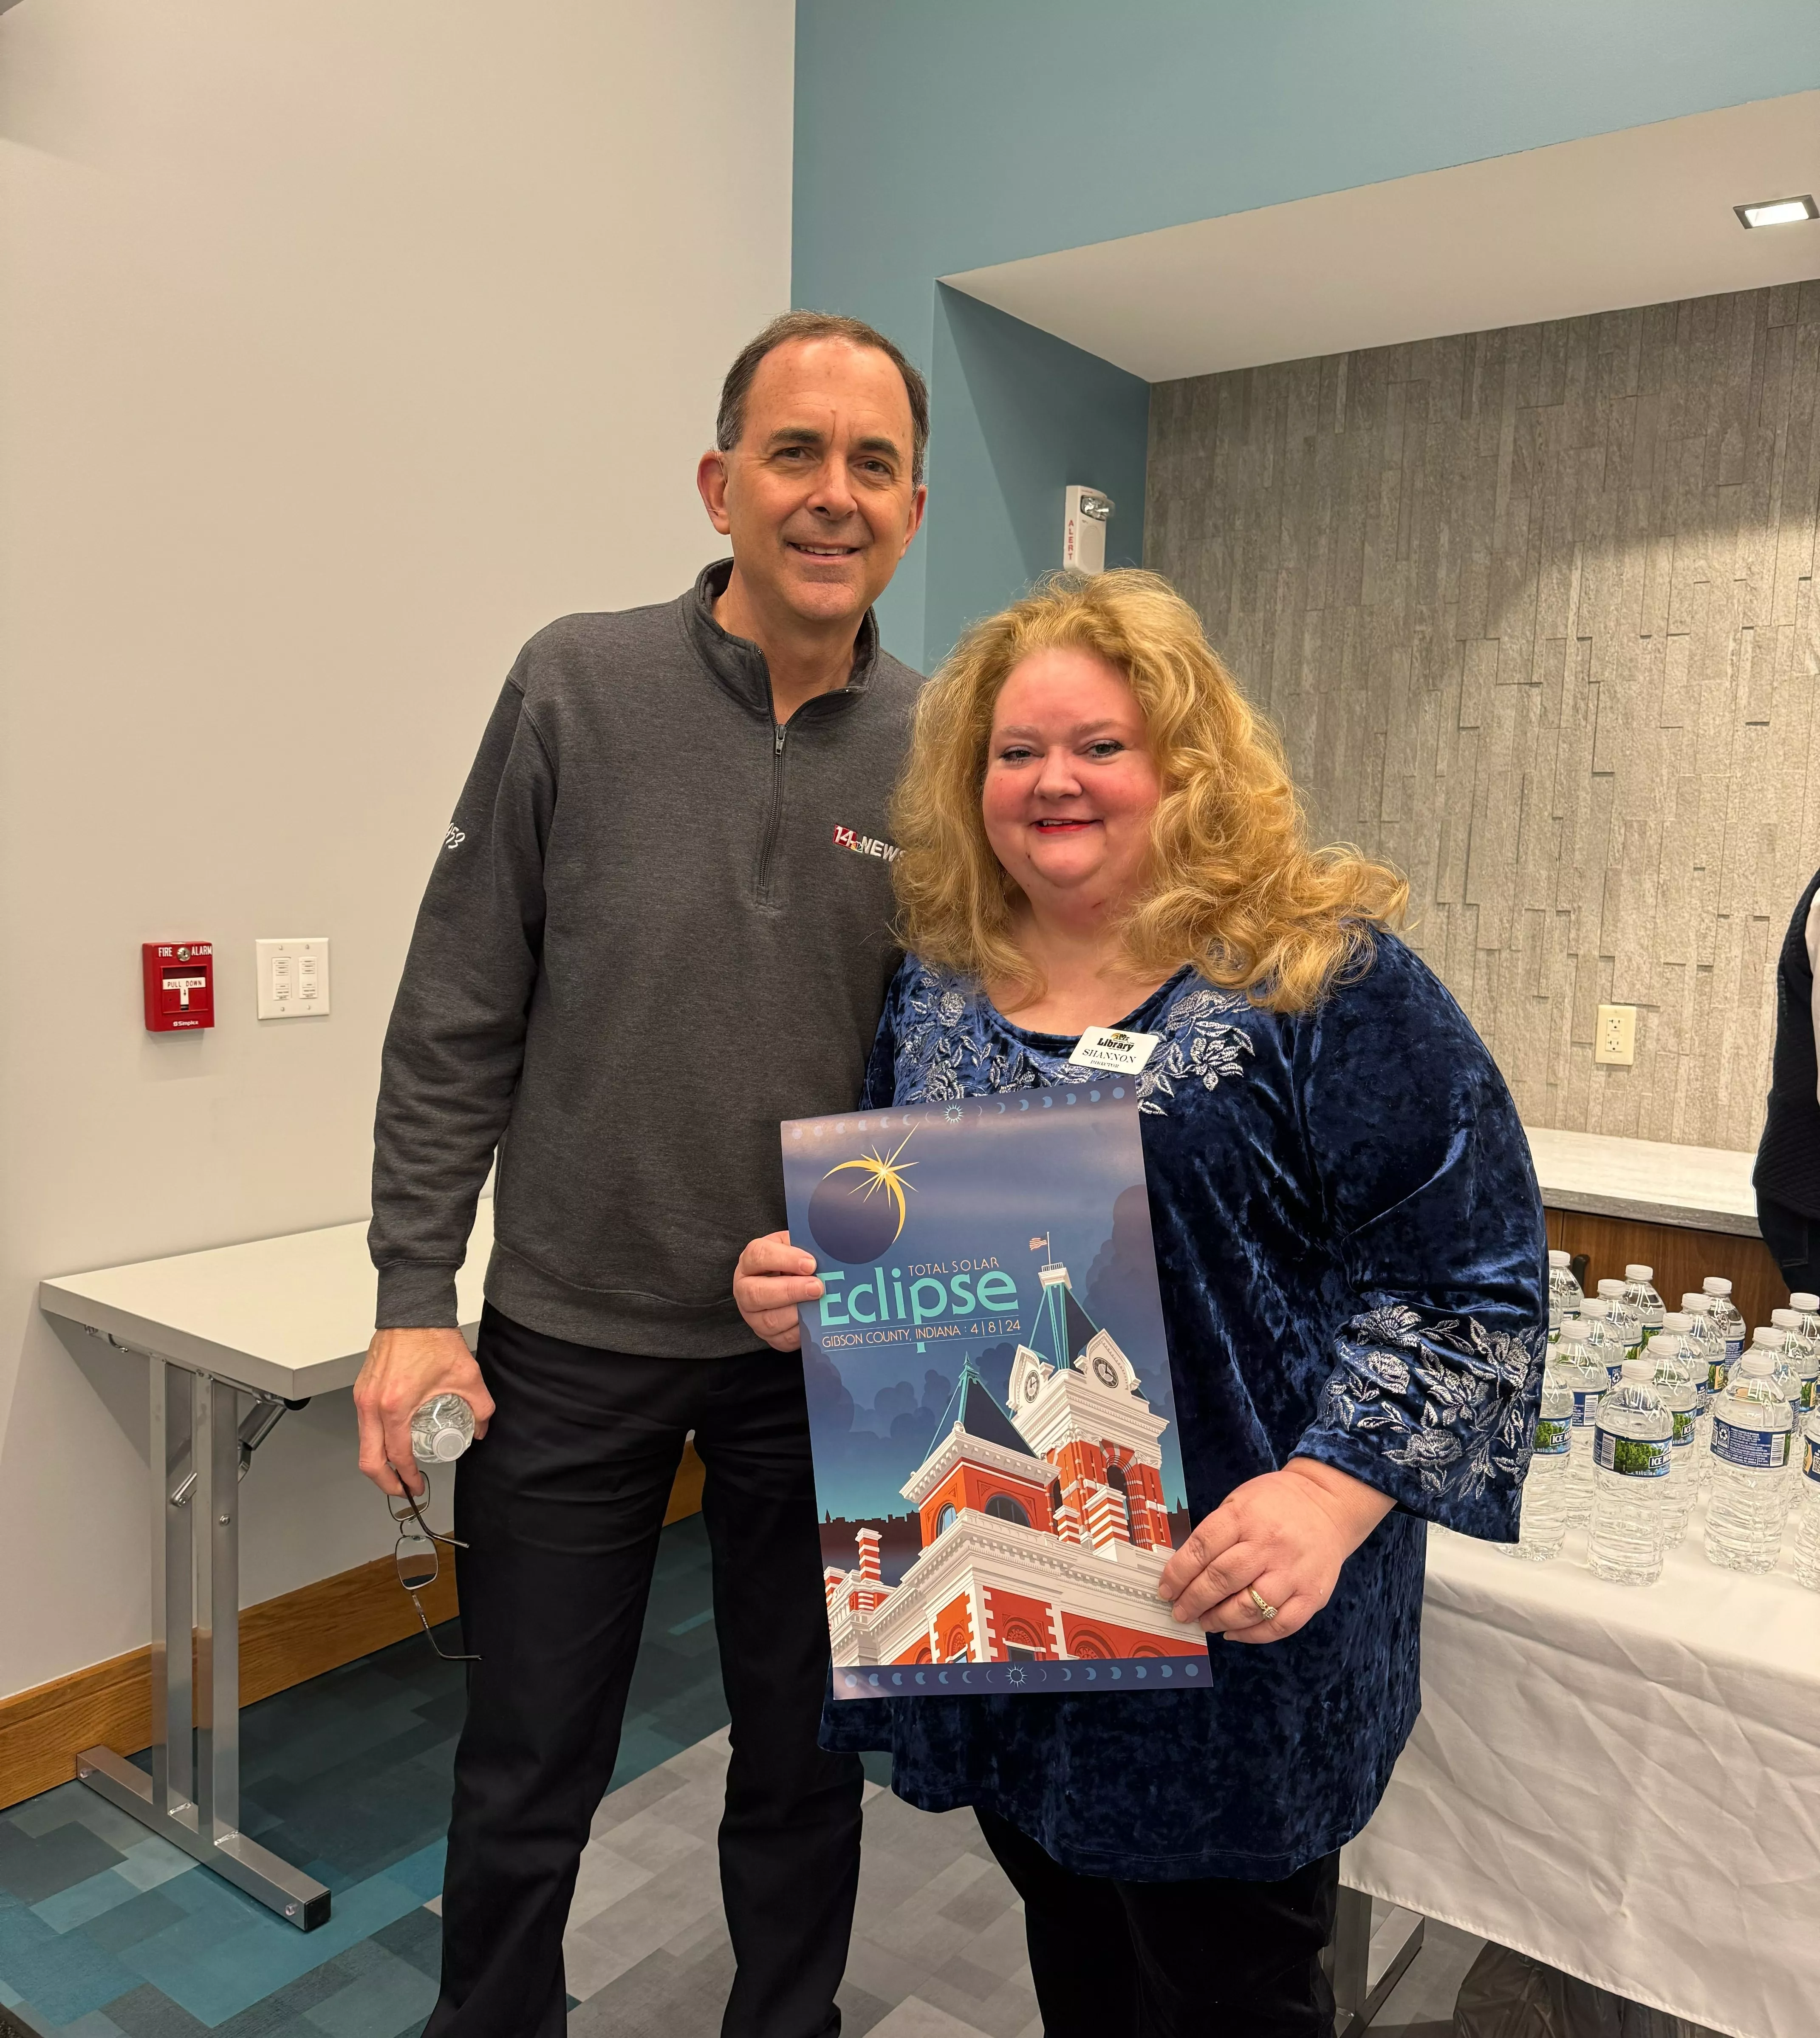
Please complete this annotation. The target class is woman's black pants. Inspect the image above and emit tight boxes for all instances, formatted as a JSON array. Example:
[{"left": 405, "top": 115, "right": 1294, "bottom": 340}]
[
  {"left": 424, "top": 1306, "right": 864, "bottom": 2038},
  {"left": 976, "top": 1808, "right": 1339, "bottom": 2038}
]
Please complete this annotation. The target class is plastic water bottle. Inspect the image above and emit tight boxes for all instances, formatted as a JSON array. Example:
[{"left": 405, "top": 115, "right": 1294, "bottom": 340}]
[
  {"left": 1648, "top": 1336, "right": 1700, "bottom": 1545},
  {"left": 1553, "top": 1336, "right": 1607, "bottom": 1528},
  {"left": 1681, "top": 1293, "right": 1727, "bottom": 1391},
  {"left": 1588, "top": 1359, "right": 1673, "bottom": 1585},
  {"left": 1704, "top": 1353, "right": 1795, "bottom": 1573},
  {"left": 1747, "top": 1328, "right": 1801, "bottom": 1464},
  {"left": 411, "top": 1392, "right": 476, "bottom": 1464},
  {"left": 1664, "top": 1309, "right": 1718, "bottom": 1488},
  {"left": 1577, "top": 1297, "right": 1618, "bottom": 1383},
  {"left": 1596, "top": 1280, "right": 1645, "bottom": 1362},
  {"left": 1771, "top": 1308, "right": 1819, "bottom": 1422},
  {"left": 1622, "top": 1263, "right": 1665, "bottom": 1345},
  {"left": 1548, "top": 1249, "right": 1583, "bottom": 1321},
  {"left": 1703, "top": 1277, "right": 1746, "bottom": 1371},
  {"left": 1506, "top": 1358, "right": 1575, "bottom": 1561},
  {"left": 1795, "top": 1412, "right": 1820, "bottom": 1591}
]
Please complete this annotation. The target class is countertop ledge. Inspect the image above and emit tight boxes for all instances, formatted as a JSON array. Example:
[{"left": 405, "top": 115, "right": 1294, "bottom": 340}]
[{"left": 1523, "top": 1125, "right": 1759, "bottom": 1237}]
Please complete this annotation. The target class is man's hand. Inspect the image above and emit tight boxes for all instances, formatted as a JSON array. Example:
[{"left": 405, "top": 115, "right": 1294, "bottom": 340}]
[
  {"left": 354, "top": 1327, "right": 494, "bottom": 1497},
  {"left": 1157, "top": 1457, "right": 1394, "bottom": 1644},
  {"left": 733, "top": 1232, "right": 823, "bottom": 1352}
]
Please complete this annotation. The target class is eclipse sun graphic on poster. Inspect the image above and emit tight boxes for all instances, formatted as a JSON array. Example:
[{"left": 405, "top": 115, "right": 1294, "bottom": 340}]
[{"left": 780, "top": 1087, "right": 1204, "bottom": 1699}]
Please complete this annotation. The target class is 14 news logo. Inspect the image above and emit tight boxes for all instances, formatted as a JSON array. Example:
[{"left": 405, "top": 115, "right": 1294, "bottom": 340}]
[{"left": 833, "top": 824, "right": 899, "bottom": 862}]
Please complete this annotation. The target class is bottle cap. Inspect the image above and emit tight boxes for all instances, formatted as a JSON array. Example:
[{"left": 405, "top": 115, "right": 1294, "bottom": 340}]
[
  {"left": 1650, "top": 1334, "right": 1683, "bottom": 1359},
  {"left": 1597, "top": 1279, "right": 1625, "bottom": 1297},
  {"left": 1625, "top": 1264, "right": 1654, "bottom": 1282},
  {"left": 1581, "top": 1297, "right": 1610, "bottom": 1317},
  {"left": 1738, "top": 1352, "right": 1775, "bottom": 1377},
  {"left": 1620, "top": 1359, "right": 1654, "bottom": 1384},
  {"left": 1792, "top": 1292, "right": 1820, "bottom": 1311},
  {"left": 1548, "top": 1249, "right": 1570, "bottom": 1268},
  {"left": 1753, "top": 1327, "right": 1785, "bottom": 1348},
  {"left": 1704, "top": 1277, "right": 1732, "bottom": 1295},
  {"left": 1682, "top": 1293, "right": 1709, "bottom": 1312},
  {"left": 1662, "top": 1312, "right": 1692, "bottom": 1332},
  {"left": 1772, "top": 1309, "right": 1799, "bottom": 1329}
]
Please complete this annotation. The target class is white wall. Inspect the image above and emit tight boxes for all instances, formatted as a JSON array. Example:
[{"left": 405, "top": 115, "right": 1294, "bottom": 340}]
[{"left": 0, "top": 0, "right": 795, "bottom": 1699}]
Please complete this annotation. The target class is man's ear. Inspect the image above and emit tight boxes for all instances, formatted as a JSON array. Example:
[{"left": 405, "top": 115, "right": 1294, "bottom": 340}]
[
  {"left": 897, "top": 484, "right": 929, "bottom": 559},
  {"left": 697, "top": 447, "right": 733, "bottom": 535}
]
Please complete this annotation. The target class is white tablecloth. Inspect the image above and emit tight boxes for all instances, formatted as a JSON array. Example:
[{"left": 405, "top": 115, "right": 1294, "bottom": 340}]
[{"left": 1340, "top": 1498, "right": 1819, "bottom": 2038}]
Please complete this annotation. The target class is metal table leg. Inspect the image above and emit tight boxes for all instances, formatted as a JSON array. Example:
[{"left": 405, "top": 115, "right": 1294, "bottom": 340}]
[
  {"left": 1326, "top": 1884, "right": 1425, "bottom": 2035},
  {"left": 77, "top": 1363, "right": 331, "bottom": 1930}
]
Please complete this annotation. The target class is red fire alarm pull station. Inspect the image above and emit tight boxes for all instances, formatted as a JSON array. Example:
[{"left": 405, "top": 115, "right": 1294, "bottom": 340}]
[{"left": 143, "top": 942, "right": 215, "bottom": 1032}]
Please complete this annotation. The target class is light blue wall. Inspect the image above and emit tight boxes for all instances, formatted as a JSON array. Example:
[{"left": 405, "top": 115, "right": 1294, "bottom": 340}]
[
  {"left": 927, "top": 288, "right": 1149, "bottom": 668},
  {"left": 794, "top": 0, "right": 1820, "bottom": 669}
]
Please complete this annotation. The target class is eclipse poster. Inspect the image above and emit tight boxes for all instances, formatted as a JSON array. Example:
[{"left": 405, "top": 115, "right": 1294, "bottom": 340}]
[{"left": 780, "top": 1086, "right": 1207, "bottom": 1699}]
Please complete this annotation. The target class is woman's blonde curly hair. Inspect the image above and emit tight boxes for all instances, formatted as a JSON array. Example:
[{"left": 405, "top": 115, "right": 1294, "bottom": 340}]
[{"left": 890, "top": 569, "right": 1407, "bottom": 1015}]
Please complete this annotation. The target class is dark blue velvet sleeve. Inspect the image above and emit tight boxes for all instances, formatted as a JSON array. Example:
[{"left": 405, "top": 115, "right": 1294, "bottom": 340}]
[
  {"left": 1289, "top": 944, "right": 1548, "bottom": 1540},
  {"left": 856, "top": 971, "right": 903, "bottom": 1110}
]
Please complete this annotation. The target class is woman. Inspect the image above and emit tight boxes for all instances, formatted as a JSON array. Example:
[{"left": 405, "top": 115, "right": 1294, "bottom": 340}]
[{"left": 735, "top": 571, "right": 1545, "bottom": 2037}]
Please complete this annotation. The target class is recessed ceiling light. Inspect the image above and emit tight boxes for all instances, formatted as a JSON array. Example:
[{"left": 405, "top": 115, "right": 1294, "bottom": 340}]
[{"left": 1734, "top": 194, "right": 1819, "bottom": 229}]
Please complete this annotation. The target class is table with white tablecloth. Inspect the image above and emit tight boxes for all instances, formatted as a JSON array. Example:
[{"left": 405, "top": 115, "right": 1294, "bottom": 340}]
[{"left": 1340, "top": 1500, "right": 1818, "bottom": 2038}]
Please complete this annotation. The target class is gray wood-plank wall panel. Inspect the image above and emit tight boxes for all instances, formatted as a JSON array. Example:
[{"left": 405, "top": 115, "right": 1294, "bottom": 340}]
[{"left": 1146, "top": 284, "right": 1820, "bottom": 1155}]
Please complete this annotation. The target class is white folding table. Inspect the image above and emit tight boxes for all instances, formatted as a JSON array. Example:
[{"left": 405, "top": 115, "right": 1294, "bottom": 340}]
[
  {"left": 1342, "top": 1506, "right": 1820, "bottom": 2038},
  {"left": 37, "top": 1206, "right": 492, "bottom": 1930}
]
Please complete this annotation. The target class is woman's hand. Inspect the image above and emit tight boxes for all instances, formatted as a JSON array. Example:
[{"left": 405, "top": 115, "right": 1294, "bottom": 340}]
[
  {"left": 733, "top": 1231, "right": 824, "bottom": 1352},
  {"left": 1157, "top": 1458, "right": 1394, "bottom": 1644}
]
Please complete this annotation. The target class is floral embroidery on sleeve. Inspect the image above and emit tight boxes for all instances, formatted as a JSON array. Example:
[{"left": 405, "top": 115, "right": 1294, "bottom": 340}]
[{"left": 1317, "top": 1302, "right": 1543, "bottom": 1505}]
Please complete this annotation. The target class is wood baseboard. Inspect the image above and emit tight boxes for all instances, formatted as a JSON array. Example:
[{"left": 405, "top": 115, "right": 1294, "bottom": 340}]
[{"left": 0, "top": 1441, "right": 703, "bottom": 1814}]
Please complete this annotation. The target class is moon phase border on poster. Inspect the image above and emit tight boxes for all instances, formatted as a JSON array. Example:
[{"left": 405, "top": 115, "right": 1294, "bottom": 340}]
[{"left": 782, "top": 1085, "right": 1207, "bottom": 1699}]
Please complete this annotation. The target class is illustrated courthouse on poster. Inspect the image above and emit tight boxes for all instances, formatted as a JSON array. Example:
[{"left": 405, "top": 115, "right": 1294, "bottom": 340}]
[{"left": 781, "top": 1087, "right": 1208, "bottom": 1698}]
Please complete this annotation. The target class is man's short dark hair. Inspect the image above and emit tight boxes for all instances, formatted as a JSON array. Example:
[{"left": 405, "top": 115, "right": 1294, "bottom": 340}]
[{"left": 716, "top": 311, "right": 930, "bottom": 487}]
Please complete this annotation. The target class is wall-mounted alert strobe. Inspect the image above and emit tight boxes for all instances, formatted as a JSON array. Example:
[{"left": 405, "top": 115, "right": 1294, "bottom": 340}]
[{"left": 1063, "top": 485, "right": 1114, "bottom": 573}]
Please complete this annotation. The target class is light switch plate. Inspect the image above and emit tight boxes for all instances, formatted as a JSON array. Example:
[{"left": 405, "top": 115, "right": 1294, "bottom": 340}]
[
  {"left": 256, "top": 937, "right": 331, "bottom": 1020},
  {"left": 1594, "top": 1003, "right": 1636, "bottom": 1065}
]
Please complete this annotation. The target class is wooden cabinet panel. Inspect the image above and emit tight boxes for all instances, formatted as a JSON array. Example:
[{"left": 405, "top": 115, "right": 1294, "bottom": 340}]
[{"left": 1546, "top": 1210, "right": 1788, "bottom": 1336}]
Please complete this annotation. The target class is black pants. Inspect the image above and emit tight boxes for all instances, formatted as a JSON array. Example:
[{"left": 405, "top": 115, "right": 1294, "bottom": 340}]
[
  {"left": 425, "top": 1307, "right": 864, "bottom": 2038},
  {"left": 976, "top": 1809, "right": 1338, "bottom": 2038}
]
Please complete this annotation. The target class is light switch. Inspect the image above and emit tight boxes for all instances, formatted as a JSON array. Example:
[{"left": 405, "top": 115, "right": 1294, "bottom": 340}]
[
  {"left": 257, "top": 938, "right": 331, "bottom": 1020},
  {"left": 1594, "top": 1003, "right": 1636, "bottom": 1066}
]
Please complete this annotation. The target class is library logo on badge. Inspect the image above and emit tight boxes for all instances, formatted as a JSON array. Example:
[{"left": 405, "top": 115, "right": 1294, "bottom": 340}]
[{"left": 1068, "top": 1026, "right": 1159, "bottom": 1075}]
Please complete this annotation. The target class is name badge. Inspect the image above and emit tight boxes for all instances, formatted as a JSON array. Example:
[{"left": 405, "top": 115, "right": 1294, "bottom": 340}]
[{"left": 1067, "top": 1025, "right": 1159, "bottom": 1074}]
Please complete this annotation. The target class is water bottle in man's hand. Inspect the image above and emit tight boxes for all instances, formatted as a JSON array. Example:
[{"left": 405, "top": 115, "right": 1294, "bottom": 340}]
[{"left": 412, "top": 1393, "right": 477, "bottom": 1464}]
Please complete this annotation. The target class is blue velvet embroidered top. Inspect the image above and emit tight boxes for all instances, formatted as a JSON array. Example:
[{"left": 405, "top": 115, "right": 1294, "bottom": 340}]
[{"left": 822, "top": 933, "right": 1547, "bottom": 1882}]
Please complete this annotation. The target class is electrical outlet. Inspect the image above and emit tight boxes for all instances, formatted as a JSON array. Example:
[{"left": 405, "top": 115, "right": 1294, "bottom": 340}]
[
  {"left": 256, "top": 937, "right": 331, "bottom": 1020},
  {"left": 1594, "top": 1003, "right": 1636, "bottom": 1066}
]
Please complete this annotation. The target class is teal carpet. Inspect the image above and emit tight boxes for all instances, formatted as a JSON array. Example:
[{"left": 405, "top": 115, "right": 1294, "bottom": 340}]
[{"left": 0, "top": 1513, "right": 725, "bottom": 2036}]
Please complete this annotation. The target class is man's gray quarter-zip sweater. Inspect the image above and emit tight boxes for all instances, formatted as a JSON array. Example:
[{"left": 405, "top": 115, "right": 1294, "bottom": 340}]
[{"left": 369, "top": 560, "right": 921, "bottom": 1356}]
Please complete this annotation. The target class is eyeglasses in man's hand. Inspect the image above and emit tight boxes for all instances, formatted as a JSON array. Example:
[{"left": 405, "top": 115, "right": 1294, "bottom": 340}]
[{"left": 385, "top": 1472, "right": 481, "bottom": 1663}]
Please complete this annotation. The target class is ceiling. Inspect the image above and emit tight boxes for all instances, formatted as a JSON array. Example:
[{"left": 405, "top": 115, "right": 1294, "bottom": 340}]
[{"left": 942, "top": 91, "right": 1820, "bottom": 383}]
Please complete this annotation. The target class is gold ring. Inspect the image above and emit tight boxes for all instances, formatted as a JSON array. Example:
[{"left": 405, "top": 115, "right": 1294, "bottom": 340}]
[{"left": 1246, "top": 1585, "right": 1278, "bottom": 1622}]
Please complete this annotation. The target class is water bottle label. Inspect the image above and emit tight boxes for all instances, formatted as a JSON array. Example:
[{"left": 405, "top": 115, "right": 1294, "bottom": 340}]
[
  {"left": 1725, "top": 1338, "right": 1744, "bottom": 1364},
  {"left": 1710, "top": 1419, "right": 1790, "bottom": 1471},
  {"left": 1571, "top": 1389, "right": 1602, "bottom": 1428},
  {"left": 1532, "top": 1416, "right": 1570, "bottom": 1455},
  {"left": 1706, "top": 1361, "right": 1729, "bottom": 1394},
  {"left": 1593, "top": 1428, "right": 1670, "bottom": 1477},
  {"left": 1669, "top": 1409, "right": 1696, "bottom": 1447},
  {"left": 1805, "top": 1437, "right": 1819, "bottom": 1483}
]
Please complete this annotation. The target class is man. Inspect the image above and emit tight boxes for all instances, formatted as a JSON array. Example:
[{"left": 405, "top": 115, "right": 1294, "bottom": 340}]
[
  {"left": 1755, "top": 865, "right": 1820, "bottom": 1291},
  {"left": 356, "top": 311, "right": 928, "bottom": 2038}
]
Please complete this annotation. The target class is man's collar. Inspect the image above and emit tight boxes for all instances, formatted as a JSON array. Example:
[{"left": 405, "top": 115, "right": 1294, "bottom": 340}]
[{"left": 682, "top": 558, "right": 879, "bottom": 721}]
